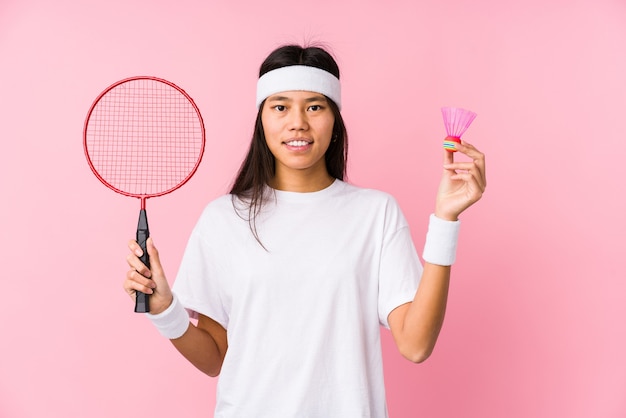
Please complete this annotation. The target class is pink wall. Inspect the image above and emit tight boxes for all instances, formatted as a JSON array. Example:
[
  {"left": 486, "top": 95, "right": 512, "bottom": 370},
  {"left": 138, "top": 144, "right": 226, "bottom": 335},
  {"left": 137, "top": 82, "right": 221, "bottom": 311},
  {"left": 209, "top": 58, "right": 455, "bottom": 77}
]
[{"left": 1, "top": 0, "right": 625, "bottom": 417}]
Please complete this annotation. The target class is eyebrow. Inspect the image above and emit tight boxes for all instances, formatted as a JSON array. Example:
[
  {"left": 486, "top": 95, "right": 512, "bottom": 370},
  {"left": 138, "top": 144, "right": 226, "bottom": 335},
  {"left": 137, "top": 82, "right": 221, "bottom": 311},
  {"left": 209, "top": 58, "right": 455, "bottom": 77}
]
[{"left": 266, "top": 94, "right": 328, "bottom": 103}]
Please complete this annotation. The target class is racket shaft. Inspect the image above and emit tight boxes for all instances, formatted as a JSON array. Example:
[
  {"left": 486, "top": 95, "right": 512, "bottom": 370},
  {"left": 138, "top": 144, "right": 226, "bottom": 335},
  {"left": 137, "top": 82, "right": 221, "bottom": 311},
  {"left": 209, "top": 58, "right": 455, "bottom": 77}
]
[{"left": 135, "top": 209, "right": 151, "bottom": 313}]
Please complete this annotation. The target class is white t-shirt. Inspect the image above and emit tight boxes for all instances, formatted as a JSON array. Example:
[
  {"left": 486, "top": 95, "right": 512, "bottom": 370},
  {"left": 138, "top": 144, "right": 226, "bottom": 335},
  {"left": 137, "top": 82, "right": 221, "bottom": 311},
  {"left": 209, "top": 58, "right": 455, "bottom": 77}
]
[{"left": 173, "top": 180, "right": 423, "bottom": 417}]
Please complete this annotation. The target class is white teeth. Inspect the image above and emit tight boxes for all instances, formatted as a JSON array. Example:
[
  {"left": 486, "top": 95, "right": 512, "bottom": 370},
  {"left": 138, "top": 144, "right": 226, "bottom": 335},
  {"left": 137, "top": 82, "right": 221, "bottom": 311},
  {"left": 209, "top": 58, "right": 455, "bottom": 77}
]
[{"left": 286, "top": 140, "right": 309, "bottom": 147}]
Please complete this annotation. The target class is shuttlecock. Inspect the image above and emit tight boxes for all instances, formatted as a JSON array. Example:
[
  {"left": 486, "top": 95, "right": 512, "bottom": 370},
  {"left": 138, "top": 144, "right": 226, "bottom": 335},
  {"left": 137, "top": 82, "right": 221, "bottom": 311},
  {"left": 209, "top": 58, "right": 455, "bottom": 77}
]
[{"left": 441, "top": 107, "right": 477, "bottom": 152}]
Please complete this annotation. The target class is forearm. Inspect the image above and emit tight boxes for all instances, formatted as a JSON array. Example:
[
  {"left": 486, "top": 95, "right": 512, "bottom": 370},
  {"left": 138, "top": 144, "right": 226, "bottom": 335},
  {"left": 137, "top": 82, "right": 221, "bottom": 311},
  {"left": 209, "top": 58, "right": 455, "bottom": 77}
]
[
  {"left": 146, "top": 295, "right": 227, "bottom": 377},
  {"left": 170, "top": 323, "right": 225, "bottom": 377},
  {"left": 394, "top": 263, "right": 450, "bottom": 363}
]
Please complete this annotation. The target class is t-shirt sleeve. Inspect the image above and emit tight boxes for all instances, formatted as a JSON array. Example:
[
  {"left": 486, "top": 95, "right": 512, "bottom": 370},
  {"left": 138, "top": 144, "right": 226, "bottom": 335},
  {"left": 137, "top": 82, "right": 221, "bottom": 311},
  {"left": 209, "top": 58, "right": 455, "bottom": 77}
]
[
  {"left": 377, "top": 200, "right": 423, "bottom": 329},
  {"left": 172, "top": 212, "right": 230, "bottom": 330}
]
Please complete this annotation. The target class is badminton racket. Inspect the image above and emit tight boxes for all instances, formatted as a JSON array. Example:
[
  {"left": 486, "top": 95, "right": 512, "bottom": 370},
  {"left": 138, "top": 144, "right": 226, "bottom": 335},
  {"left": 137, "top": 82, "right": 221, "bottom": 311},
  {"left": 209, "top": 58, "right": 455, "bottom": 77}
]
[{"left": 83, "top": 76, "right": 205, "bottom": 313}]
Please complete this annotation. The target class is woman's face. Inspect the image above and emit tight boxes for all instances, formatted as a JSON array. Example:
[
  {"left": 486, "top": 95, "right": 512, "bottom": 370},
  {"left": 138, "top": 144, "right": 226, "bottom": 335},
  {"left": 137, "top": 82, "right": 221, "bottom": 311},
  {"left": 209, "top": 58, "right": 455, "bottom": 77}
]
[{"left": 261, "top": 91, "right": 335, "bottom": 185}]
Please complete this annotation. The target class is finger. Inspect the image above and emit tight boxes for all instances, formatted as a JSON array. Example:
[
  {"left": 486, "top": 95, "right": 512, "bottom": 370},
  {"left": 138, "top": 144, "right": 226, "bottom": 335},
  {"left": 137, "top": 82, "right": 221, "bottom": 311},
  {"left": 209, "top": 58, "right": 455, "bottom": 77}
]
[
  {"left": 122, "top": 274, "right": 136, "bottom": 296},
  {"left": 143, "top": 238, "right": 172, "bottom": 293},
  {"left": 126, "top": 252, "right": 151, "bottom": 278},
  {"left": 126, "top": 267, "right": 155, "bottom": 289},
  {"left": 457, "top": 142, "right": 484, "bottom": 162},
  {"left": 450, "top": 172, "right": 485, "bottom": 201},
  {"left": 458, "top": 142, "right": 486, "bottom": 165},
  {"left": 444, "top": 161, "right": 486, "bottom": 191},
  {"left": 443, "top": 147, "right": 454, "bottom": 165},
  {"left": 145, "top": 238, "right": 164, "bottom": 277},
  {"left": 128, "top": 239, "right": 144, "bottom": 257},
  {"left": 457, "top": 140, "right": 479, "bottom": 153},
  {"left": 444, "top": 161, "right": 475, "bottom": 171},
  {"left": 123, "top": 270, "right": 155, "bottom": 296},
  {"left": 457, "top": 142, "right": 486, "bottom": 187}
]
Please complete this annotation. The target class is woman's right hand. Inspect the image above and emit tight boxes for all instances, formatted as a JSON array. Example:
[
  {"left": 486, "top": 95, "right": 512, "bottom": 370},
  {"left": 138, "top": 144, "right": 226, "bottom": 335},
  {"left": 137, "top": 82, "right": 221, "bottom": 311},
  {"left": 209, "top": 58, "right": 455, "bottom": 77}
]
[{"left": 124, "top": 237, "right": 173, "bottom": 315}]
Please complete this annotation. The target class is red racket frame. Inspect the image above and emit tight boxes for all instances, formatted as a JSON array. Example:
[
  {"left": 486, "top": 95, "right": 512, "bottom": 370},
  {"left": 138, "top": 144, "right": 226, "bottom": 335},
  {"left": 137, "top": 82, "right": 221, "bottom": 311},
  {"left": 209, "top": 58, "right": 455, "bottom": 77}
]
[{"left": 83, "top": 76, "right": 205, "bottom": 208}]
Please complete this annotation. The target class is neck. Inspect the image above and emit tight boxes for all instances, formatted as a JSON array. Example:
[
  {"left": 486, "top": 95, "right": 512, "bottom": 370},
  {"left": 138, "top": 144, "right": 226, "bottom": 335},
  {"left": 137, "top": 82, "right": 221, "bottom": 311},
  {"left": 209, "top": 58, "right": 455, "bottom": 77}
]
[{"left": 270, "top": 167, "right": 335, "bottom": 193}]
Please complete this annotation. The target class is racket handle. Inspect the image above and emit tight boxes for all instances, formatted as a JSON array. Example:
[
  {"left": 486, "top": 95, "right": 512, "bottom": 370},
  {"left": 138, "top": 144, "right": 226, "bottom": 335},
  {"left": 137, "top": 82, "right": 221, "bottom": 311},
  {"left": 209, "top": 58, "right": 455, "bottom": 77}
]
[{"left": 135, "top": 209, "right": 151, "bottom": 313}]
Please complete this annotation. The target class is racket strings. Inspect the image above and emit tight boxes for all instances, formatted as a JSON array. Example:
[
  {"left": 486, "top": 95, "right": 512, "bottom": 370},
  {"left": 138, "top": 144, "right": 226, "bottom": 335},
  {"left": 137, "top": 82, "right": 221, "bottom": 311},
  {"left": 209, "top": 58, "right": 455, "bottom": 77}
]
[{"left": 85, "top": 78, "right": 204, "bottom": 196}]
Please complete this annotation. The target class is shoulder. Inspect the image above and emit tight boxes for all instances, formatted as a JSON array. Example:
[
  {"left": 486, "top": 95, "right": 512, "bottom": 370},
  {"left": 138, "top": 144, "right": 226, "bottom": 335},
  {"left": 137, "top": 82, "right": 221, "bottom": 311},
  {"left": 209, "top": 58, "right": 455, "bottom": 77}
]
[
  {"left": 191, "top": 194, "right": 243, "bottom": 231},
  {"left": 336, "top": 180, "right": 399, "bottom": 206},
  {"left": 196, "top": 194, "right": 234, "bottom": 218},
  {"left": 336, "top": 181, "right": 409, "bottom": 229}
]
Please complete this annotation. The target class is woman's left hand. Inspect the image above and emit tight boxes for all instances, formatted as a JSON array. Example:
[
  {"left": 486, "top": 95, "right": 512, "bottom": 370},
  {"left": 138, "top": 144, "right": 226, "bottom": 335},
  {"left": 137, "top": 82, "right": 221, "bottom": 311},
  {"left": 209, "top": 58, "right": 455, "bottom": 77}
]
[{"left": 434, "top": 141, "right": 486, "bottom": 221}]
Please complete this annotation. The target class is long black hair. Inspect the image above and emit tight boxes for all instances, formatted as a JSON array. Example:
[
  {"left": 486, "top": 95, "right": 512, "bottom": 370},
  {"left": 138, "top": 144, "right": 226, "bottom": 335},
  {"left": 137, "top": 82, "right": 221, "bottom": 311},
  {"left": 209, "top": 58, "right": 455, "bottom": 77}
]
[{"left": 229, "top": 44, "right": 349, "bottom": 244}]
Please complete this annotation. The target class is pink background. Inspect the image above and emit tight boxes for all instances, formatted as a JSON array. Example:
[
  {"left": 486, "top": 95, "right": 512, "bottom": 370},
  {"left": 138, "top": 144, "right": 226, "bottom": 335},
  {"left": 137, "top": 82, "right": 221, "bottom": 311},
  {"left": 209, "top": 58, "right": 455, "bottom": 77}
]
[{"left": 1, "top": 0, "right": 625, "bottom": 417}]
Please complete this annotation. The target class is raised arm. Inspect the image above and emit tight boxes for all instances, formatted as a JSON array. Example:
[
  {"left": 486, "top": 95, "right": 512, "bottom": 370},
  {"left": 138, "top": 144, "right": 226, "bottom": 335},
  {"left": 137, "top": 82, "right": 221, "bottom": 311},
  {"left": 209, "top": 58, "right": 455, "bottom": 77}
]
[
  {"left": 124, "top": 238, "right": 228, "bottom": 376},
  {"left": 388, "top": 141, "right": 486, "bottom": 363}
]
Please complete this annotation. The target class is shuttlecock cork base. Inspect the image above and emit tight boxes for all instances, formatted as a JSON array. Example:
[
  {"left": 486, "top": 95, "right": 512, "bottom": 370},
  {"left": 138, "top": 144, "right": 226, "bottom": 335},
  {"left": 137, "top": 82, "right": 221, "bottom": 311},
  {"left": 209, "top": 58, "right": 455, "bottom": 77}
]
[
  {"left": 441, "top": 107, "right": 477, "bottom": 152},
  {"left": 443, "top": 136, "right": 461, "bottom": 151}
]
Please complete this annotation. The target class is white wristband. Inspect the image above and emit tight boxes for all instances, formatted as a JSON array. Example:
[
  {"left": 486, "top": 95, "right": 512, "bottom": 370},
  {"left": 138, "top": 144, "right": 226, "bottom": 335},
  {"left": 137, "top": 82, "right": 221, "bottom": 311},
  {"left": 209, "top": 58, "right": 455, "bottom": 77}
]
[
  {"left": 422, "top": 214, "right": 461, "bottom": 266},
  {"left": 145, "top": 293, "right": 190, "bottom": 339}
]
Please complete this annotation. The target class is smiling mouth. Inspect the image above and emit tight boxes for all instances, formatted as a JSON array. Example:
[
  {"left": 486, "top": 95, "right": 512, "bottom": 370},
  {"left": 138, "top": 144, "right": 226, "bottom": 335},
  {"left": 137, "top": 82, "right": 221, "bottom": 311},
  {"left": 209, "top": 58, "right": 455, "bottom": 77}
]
[{"left": 284, "top": 139, "right": 312, "bottom": 147}]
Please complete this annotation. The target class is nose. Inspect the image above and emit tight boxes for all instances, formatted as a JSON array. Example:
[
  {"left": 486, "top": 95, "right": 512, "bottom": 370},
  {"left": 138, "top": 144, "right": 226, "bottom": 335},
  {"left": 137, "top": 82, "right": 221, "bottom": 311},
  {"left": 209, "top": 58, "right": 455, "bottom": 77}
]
[{"left": 288, "top": 107, "right": 309, "bottom": 131}]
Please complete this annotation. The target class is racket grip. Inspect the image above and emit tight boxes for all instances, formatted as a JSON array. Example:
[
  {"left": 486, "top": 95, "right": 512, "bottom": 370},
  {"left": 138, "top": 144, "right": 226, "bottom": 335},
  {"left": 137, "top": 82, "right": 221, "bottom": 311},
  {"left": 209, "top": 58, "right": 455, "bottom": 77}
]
[{"left": 135, "top": 209, "right": 151, "bottom": 313}]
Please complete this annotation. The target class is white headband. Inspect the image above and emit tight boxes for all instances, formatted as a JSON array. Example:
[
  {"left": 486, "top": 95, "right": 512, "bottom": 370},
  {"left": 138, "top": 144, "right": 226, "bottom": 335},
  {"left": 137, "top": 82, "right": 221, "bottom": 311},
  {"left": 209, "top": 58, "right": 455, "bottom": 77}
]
[{"left": 256, "top": 65, "right": 342, "bottom": 110}]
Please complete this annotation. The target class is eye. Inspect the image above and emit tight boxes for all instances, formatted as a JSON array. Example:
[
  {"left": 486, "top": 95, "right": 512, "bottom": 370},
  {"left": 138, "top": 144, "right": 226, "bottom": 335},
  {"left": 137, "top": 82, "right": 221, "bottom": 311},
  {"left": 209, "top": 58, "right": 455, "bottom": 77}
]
[
  {"left": 273, "top": 105, "right": 286, "bottom": 112},
  {"left": 308, "top": 105, "right": 323, "bottom": 111}
]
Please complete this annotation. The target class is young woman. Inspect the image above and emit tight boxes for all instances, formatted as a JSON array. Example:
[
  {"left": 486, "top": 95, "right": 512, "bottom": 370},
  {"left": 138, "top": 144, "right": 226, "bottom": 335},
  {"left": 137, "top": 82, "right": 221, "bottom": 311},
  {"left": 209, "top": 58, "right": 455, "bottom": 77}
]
[{"left": 124, "top": 44, "right": 486, "bottom": 417}]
